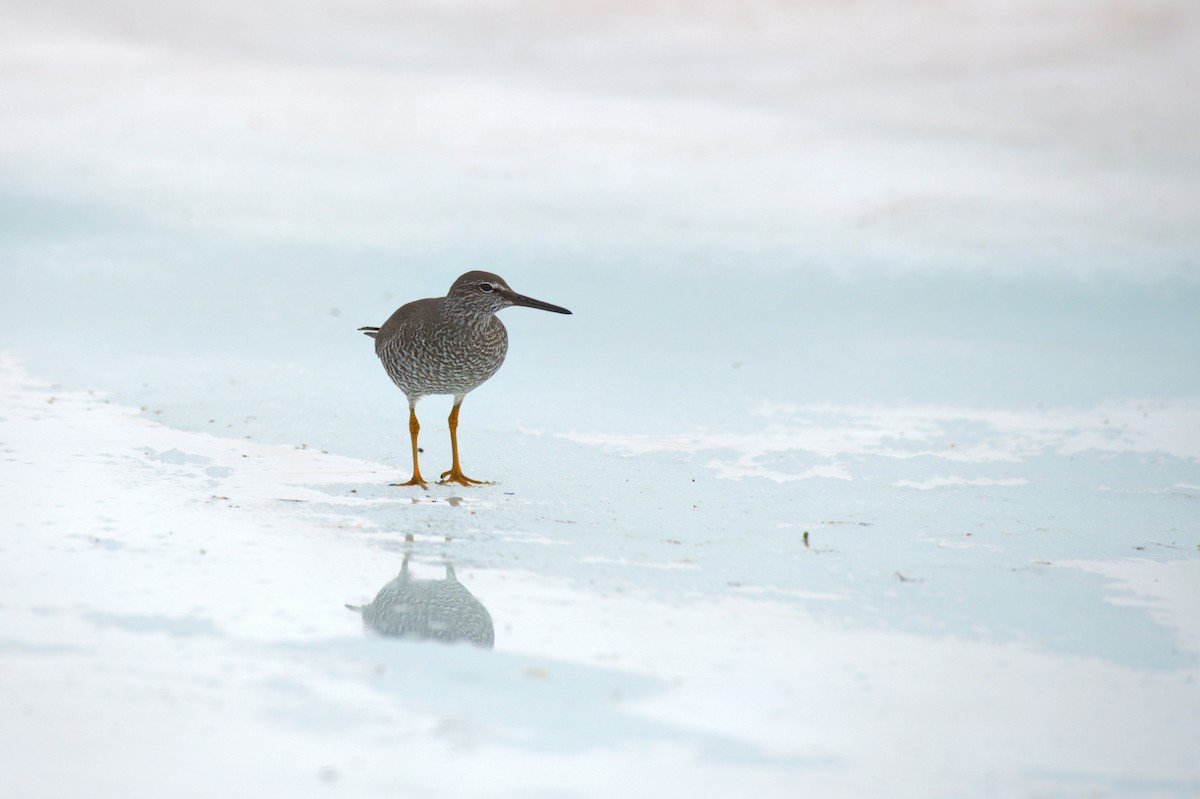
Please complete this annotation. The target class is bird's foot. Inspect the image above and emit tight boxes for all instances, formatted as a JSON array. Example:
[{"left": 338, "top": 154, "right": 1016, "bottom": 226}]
[
  {"left": 390, "top": 474, "right": 429, "bottom": 490},
  {"left": 439, "top": 468, "right": 491, "bottom": 486}
]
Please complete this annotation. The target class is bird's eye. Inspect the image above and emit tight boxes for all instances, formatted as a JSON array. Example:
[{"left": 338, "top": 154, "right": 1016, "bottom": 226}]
[{"left": 479, "top": 283, "right": 494, "bottom": 293}]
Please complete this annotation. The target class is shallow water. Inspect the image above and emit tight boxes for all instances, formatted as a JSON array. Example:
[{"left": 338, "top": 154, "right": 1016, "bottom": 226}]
[{"left": 2, "top": 1, "right": 1199, "bottom": 796}]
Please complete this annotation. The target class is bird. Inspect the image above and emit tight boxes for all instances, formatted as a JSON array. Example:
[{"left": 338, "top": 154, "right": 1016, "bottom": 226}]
[{"left": 359, "top": 270, "right": 571, "bottom": 488}]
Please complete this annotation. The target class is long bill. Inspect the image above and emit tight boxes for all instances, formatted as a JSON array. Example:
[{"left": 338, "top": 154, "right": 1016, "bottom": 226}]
[{"left": 508, "top": 292, "right": 572, "bottom": 314}]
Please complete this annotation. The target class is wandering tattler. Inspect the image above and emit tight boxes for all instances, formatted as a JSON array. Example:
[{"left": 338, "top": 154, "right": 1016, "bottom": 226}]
[{"left": 359, "top": 271, "right": 571, "bottom": 488}]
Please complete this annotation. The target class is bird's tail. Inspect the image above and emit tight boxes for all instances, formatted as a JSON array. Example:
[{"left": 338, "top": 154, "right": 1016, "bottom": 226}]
[{"left": 358, "top": 326, "right": 380, "bottom": 339}]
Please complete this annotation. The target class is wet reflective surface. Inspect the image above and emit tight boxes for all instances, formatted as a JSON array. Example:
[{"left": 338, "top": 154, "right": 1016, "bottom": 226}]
[
  {"left": 350, "top": 557, "right": 494, "bottom": 648},
  {"left": 3, "top": 330, "right": 1199, "bottom": 799}
]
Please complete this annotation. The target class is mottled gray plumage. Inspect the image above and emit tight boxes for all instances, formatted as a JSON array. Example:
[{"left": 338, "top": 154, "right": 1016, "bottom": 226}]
[
  {"left": 348, "top": 557, "right": 494, "bottom": 648},
  {"left": 359, "top": 270, "right": 571, "bottom": 487},
  {"left": 374, "top": 274, "right": 511, "bottom": 398}
]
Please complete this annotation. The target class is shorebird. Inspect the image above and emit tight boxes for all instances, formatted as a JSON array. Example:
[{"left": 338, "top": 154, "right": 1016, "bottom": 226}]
[{"left": 359, "top": 271, "right": 571, "bottom": 487}]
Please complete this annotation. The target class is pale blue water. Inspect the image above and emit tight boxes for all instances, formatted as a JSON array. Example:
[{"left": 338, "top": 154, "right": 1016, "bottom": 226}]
[
  {"left": 4, "top": 191, "right": 1195, "bottom": 672},
  {"left": 5, "top": 189, "right": 1198, "bottom": 433},
  {"left": 2, "top": 2, "right": 1199, "bottom": 794}
]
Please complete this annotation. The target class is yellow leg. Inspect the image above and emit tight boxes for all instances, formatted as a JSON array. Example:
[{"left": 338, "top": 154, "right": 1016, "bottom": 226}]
[
  {"left": 390, "top": 404, "right": 427, "bottom": 489},
  {"left": 440, "top": 399, "right": 490, "bottom": 486}
]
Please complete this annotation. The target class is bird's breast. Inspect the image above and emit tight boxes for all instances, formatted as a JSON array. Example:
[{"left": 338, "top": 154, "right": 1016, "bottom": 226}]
[{"left": 379, "top": 314, "right": 508, "bottom": 397}]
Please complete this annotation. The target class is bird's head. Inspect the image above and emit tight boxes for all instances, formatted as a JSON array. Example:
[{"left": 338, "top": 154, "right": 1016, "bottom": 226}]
[{"left": 446, "top": 271, "right": 572, "bottom": 316}]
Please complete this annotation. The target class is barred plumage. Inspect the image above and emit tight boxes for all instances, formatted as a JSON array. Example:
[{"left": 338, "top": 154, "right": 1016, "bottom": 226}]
[{"left": 377, "top": 309, "right": 508, "bottom": 396}]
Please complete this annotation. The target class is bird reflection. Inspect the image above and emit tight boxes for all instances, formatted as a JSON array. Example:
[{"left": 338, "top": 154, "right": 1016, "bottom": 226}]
[{"left": 348, "top": 555, "right": 494, "bottom": 648}]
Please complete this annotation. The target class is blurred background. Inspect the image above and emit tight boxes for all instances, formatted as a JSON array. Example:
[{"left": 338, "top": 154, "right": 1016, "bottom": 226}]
[{"left": 2, "top": 0, "right": 1198, "bottom": 453}]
